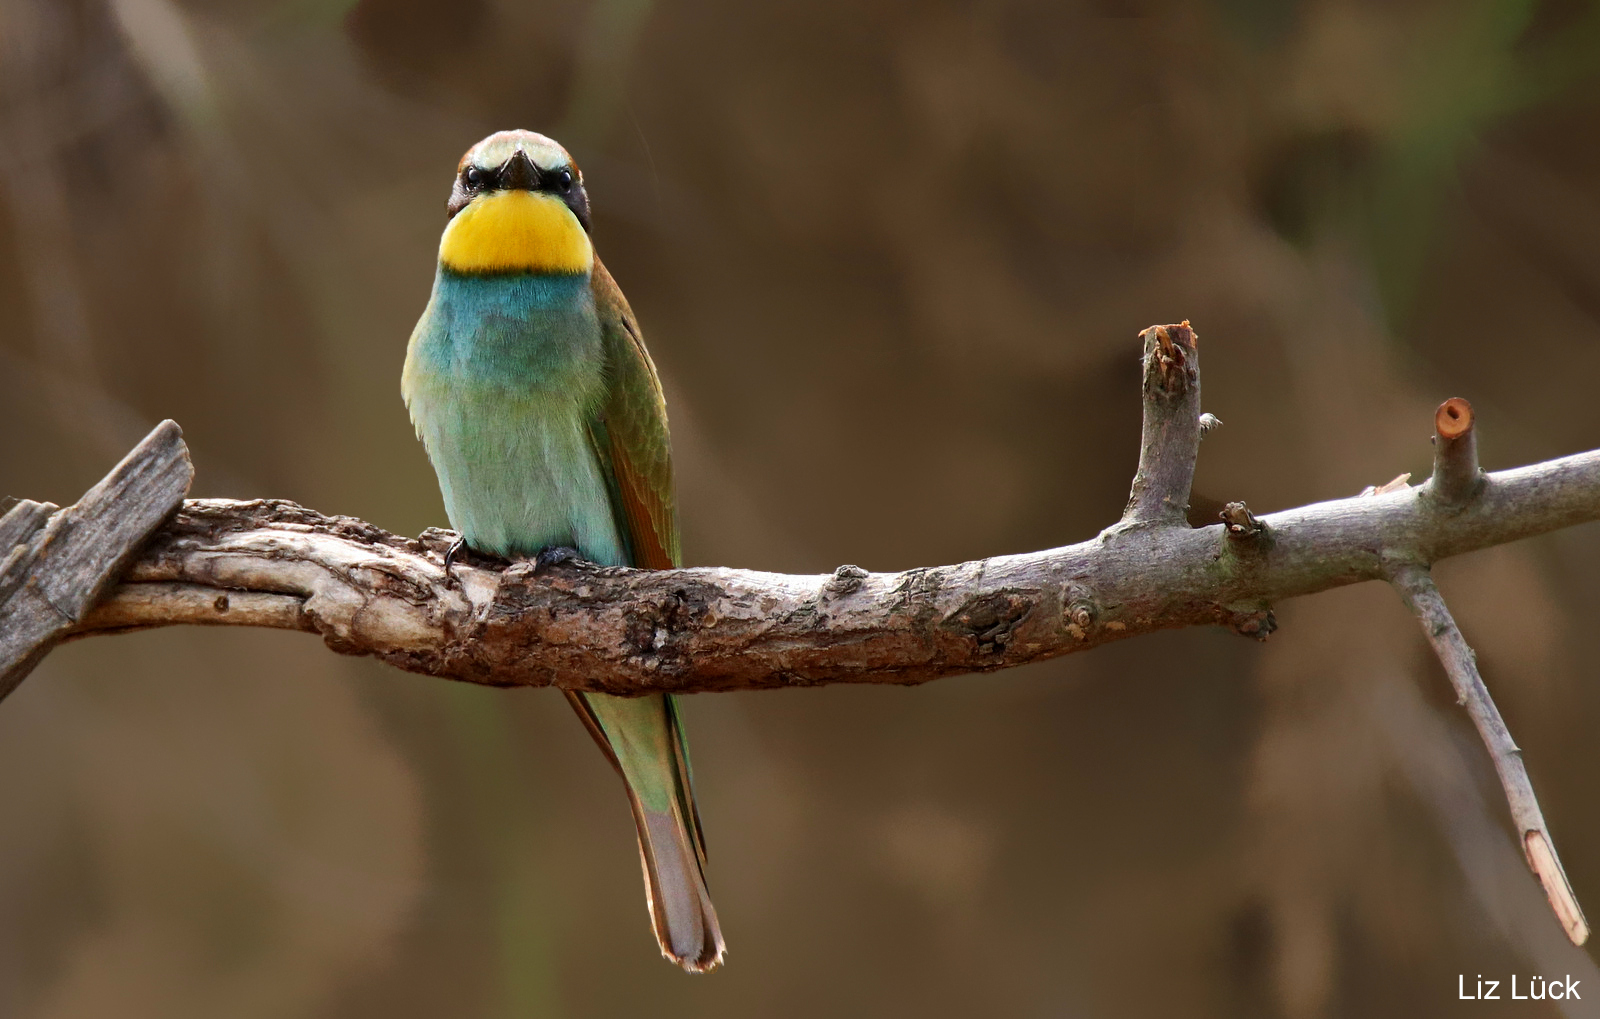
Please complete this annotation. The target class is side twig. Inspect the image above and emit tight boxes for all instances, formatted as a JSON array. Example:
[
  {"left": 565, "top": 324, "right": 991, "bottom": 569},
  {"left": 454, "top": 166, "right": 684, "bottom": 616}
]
[{"left": 1388, "top": 562, "right": 1589, "bottom": 946}]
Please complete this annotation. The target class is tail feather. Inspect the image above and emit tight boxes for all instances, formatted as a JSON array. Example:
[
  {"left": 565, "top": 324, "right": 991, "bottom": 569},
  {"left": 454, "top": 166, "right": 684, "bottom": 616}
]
[
  {"left": 637, "top": 804, "right": 722, "bottom": 970},
  {"left": 665, "top": 693, "right": 708, "bottom": 863},
  {"left": 565, "top": 691, "right": 725, "bottom": 972}
]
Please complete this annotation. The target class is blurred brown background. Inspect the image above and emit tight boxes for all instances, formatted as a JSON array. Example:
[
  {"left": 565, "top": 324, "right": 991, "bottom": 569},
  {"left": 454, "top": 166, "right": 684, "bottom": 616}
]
[{"left": 2, "top": 0, "right": 1600, "bottom": 1016}]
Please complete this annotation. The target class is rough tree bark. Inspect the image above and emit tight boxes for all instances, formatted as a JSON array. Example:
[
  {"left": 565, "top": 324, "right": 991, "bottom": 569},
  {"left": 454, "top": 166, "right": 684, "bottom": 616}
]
[
  {"left": 2, "top": 323, "right": 1595, "bottom": 943},
  {"left": 0, "top": 421, "right": 191, "bottom": 696}
]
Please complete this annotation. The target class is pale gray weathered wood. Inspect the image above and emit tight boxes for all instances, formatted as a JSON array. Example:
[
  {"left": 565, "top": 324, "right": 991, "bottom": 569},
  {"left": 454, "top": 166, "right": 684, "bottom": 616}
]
[
  {"left": 0, "top": 499, "right": 56, "bottom": 553},
  {"left": 0, "top": 499, "right": 58, "bottom": 607},
  {"left": 0, "top": 420, "right": 192, "bottom": 699}
]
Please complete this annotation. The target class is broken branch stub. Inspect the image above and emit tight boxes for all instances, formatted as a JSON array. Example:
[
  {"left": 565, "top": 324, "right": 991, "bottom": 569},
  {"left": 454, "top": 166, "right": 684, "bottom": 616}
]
[
  {"left": 0, "top": 420, "right": 193, "bottom": 699},
  {"left": 1119, "top": 322, "right": 1202, "bottom": 529}
]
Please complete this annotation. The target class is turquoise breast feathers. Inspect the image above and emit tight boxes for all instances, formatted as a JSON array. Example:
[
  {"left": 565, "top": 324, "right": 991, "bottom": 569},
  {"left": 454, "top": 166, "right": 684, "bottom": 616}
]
[{"left": 403, "top": 269, "right": 626, "bottom": 565}]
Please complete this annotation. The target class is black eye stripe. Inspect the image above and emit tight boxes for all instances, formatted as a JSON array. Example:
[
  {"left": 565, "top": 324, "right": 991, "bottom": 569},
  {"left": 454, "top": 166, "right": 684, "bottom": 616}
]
[
  {"left": 452, "top": 159, "right": 586, "bottom": 234},
  {"left": 459, "top": 156, "right": 580, "bottom": 186},
  {"left": 460, "top": 161, "right": 574, "bottom": 190}
]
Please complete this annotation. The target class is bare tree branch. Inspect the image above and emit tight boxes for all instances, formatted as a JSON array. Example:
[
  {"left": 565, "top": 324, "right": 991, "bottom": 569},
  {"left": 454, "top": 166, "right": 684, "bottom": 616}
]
[{"left": 50, "top": 443, "right": 1600, "bottom": 699}]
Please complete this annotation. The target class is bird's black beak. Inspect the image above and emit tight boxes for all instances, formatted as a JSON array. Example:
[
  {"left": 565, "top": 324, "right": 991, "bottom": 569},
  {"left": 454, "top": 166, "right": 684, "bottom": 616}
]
[{"left": 496, "top": 150, "right": 539, "bottom": 191}]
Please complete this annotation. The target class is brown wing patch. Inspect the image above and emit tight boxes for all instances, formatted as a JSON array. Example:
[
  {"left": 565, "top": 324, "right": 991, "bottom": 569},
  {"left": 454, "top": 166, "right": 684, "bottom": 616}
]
[
  {"left": 592, "top": 259, "right": 681, "bottom": 569},
  {"left": 610, "top": 441, "right": 676, "bottom": 569}
]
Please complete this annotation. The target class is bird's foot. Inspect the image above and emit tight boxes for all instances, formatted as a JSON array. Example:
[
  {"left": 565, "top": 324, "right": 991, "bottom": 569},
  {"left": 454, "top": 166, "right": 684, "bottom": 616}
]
[
  {"left": 442, "top": 536, "right": 467, "bottom": 589},
  {"left": 533, "top": 545, "right": 585, "bottom": 573}
]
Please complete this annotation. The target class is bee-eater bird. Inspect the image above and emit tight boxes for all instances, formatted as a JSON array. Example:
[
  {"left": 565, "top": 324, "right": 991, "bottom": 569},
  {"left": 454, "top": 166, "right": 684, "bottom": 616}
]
[{"left": 402, "top": 129, "right": 724, "bottom": 972}]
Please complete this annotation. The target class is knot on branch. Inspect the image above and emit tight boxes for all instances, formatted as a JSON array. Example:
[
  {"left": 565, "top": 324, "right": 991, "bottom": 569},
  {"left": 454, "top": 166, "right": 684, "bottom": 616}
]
[
  {"left": 622, "top": 589, "right": 695, "bottom": 662},
  {"left": 1228, "top": 606, "right": 1276, "bottom": 640},
  {"left": 943, "top": 591, "right": 1032, "bottom": 656},
  {"left": 419, "top": 527, "right": 459, "bottom": 555},
  {"left": 1062, "top": 584, "right": 1098, "bottom": 639},
  {"left": 1219, "top": 501, "right": 1264, "bottom": 540},
  {"left": 826, "top": 564, "right": 869, "bottom": 597}
]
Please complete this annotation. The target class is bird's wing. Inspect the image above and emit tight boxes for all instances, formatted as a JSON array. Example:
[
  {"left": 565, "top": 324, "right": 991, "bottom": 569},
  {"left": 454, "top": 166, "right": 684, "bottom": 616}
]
[
  {"left": 583, "top": 256, "right": 705, "bottom": 860},
  {"left": 586, "top": 257, "right": 681, "bottom": 570},
  {"left": 576, "top": 262, "right": 721, "bottom": 969}
]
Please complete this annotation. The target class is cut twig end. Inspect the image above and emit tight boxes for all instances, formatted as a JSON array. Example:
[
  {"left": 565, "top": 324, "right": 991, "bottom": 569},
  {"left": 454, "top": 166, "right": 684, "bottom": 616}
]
[
  {"left": 1435, "top": 398, "right": 1473, "bottom": 441},
  {"left": 1427, "top": 398, "right": 1484, "bottom": 508},
  {"left": 1526, "top": 830, "right": 1590, "bottom": 946}
]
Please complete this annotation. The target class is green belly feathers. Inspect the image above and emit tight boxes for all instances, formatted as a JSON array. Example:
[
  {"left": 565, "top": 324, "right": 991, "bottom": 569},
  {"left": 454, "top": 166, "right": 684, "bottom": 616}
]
[{"left": 402, "top": 269, "right": 626, "bottom": 565}]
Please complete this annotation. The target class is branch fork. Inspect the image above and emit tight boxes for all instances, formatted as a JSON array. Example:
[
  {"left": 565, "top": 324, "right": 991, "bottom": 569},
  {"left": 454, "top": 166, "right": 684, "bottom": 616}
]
[
  {"left": 1116, "top": 333, "right": 1587, "bottom": 945},
  {"left": 1386, "top": 398, "right": 1587, "bottom": 945}
]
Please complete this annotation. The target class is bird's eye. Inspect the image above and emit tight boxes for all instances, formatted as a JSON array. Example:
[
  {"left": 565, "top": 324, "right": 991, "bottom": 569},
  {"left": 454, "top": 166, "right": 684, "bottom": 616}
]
[
  {"left": 464, "top": 166, "right": 490, "bottom": 188},
  {"left": 557, "top": 168, "right": 573, "bottom": 189}
]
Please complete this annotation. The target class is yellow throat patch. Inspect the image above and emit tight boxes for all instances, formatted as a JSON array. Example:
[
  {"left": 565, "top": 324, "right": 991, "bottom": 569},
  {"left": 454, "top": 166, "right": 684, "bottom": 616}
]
[{"left": 439, "top": 190, "right": 594, "bottom": 275}]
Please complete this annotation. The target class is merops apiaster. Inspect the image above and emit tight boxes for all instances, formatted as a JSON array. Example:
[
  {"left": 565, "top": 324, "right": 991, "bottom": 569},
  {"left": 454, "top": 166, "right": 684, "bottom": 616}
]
[{"left": 402, "top": 129, "right": 723, "bottom": 972}]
